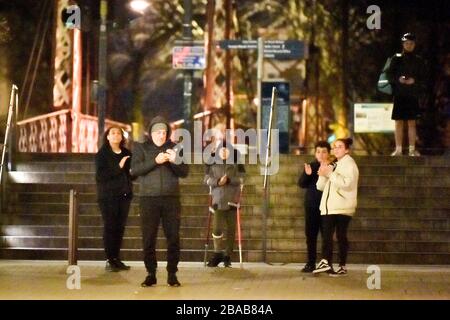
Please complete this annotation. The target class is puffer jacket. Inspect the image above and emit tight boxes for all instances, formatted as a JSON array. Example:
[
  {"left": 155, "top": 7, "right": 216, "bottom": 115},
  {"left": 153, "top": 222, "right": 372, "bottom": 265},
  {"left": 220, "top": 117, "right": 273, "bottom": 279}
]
[
  {"left": 131, "top": 116, "right": 189, "bottom": 196},
  {"left": 316, "top": 154, "right": 359, "bottom": 216}
]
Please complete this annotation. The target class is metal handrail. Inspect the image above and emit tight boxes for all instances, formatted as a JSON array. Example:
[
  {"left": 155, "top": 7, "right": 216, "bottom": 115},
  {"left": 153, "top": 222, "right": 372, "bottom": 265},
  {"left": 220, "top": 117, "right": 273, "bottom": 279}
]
[
  {"left": 0, "top": 85, "right": 19, "bottom": 214},
  {"left": 1, "top": 85, "right": 18, "bottom": 192}
]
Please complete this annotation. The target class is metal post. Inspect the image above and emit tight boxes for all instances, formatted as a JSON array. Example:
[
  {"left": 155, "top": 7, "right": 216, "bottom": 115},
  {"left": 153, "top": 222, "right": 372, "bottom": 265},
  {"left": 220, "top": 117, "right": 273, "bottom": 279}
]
[
  {"left": 97, "top": 0, "right": 108, "bottom": 148},
  {"left": 183, "top": 0, "right": 193, "bottom": 133},
  {"left": 262, "top": 87, "right": 276, "bottom": 264},
  {"left": 1, "top": 85, "right": 18, "bottom": 213},
  {"left": 256, "top": 37, "right": 264, "bottom": 150},
  {"left": 68, "top": 189, "right": 78, "bottom": 265},
  {"left": 224, "top": 0, "right": 232, "bottom": 128}
]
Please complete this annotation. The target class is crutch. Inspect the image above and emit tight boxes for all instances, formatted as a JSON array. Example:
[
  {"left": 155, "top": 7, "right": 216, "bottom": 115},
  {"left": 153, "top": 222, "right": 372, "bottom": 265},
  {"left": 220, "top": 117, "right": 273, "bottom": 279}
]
[
  {"left": 228, "top": 183, "right": 244, "bottom": 269},
  {"left": 203, "top": 186, "right": 214, "bottom": 267}
]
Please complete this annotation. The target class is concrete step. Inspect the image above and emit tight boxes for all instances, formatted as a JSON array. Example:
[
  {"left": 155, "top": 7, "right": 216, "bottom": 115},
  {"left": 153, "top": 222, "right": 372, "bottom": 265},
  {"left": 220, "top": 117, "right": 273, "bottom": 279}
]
[
  {"left": 1, "top": 214, "right": 447, "bottom": 231},
  {"left": 14, "top": 153, "right": 450, "bottom": 167},
  {"left": 7, "top": 190, "right": 450, "bottom": 209},
  {"left": 9, "top": 183, "right": 450, "bottom": 199},
  {"left": 1, "top": 246, "right": 448, "bottom": 264},
  {"left": 1, "top": 225, "right": 447, "bottom": 242},
  {"left": 9, "top": 170, "right": 450, "bottom": 187},
  {"left": 5, "top": 201, "right": 450, "bottom": 218},
  {"left": 2, "top": 234, "right": 448, "bottom": 253},
  {"left": 14, "top": 160, "right": 450, "bottom": 175}
]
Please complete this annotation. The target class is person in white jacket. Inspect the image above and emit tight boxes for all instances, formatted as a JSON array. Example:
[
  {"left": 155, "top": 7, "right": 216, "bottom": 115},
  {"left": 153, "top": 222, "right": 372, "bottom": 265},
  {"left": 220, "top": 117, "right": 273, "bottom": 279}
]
[{"left": 312, "top": 138, "right": 359, "bottom": 276}]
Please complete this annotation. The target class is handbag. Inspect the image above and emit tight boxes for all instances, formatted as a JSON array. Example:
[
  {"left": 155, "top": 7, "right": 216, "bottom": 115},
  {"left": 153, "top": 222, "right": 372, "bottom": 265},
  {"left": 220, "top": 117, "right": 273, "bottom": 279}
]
[{"left": 377, "top": 56, "right": 393, "bottom": 95}]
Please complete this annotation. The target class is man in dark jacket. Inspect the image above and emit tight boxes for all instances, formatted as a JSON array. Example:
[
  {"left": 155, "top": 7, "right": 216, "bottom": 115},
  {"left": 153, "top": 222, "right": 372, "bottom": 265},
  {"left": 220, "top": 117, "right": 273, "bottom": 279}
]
[
  {"left": 385, "top": 33, "right": 427, "bottom": 156},
  {"left": 298, "top": 141, "right": 331, "bottom": 272},
  {"left": 131, "top": 116, "right": 189, "bottom": 287}
]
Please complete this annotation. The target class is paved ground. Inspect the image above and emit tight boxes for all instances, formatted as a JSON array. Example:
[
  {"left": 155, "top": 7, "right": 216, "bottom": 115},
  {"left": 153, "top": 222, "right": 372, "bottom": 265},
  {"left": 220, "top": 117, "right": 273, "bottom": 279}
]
[{"left": 0, "top": 260, "right": 448, "bottom": 300}]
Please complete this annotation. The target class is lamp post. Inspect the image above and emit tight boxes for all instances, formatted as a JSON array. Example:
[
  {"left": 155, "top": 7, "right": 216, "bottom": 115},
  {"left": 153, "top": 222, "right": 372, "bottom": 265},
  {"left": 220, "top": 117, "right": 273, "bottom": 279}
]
[
  {"left": 182, "top": 0, "right": 193, "bottom": 133},
  {"left": 97, "top": 0, "right": 108, "bottom": 148},
  {"left": 129, "top": 0, "right": 151, "bottom": 14}
]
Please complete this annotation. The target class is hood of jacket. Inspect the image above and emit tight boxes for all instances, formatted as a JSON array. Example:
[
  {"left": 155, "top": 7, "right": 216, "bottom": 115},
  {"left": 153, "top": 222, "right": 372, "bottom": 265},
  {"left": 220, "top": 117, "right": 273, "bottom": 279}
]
[{"left": 147, "top": 116, "right": 172, "bottom": 147}]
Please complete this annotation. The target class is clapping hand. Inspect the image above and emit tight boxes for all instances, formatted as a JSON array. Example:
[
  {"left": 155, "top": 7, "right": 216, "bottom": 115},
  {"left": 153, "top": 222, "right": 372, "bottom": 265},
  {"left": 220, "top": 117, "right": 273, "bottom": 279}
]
[
  {"left": 304, "top": 163, "right": 312, "bottom": 175},
  {"left": 218, "top": 175, "right": 228, "bottom": 186},
  {"left": 318, "top": 163, "right": 332, "bottom": 177},
  {"left": 119, "top": 156, "right": 130, "bottom": 168}
]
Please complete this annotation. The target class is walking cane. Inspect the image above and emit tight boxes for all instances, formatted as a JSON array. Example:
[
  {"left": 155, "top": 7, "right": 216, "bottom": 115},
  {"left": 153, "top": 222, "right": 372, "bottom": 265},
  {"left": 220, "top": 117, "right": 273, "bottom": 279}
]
[
  {"left": 204, "top": 186, "right": 214, "bottom": 267},
  {"left": 228, "top": 182, "right": 244, "bottom": 269}
]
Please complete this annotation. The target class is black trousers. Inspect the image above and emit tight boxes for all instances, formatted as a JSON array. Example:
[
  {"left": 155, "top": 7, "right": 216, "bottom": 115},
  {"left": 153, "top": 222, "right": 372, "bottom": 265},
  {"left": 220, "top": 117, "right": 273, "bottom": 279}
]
[
  {"left": 321, "top": 214, "right": 352, "bottom": 266},
  {"left": 140, "top": 196, "right": 181, "bottom": 274},
  {"left": 304, "top": 206, "right": 322, "bottom": 265},
  {"left": 98, "top": 195, "right": 131, "bottom": 260}
]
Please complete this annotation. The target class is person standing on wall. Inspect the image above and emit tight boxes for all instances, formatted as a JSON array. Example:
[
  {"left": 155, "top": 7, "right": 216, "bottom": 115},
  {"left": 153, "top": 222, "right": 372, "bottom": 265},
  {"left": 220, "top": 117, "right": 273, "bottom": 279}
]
[{"left": 385, "top": 33, "right": 427, "bottom": 156}]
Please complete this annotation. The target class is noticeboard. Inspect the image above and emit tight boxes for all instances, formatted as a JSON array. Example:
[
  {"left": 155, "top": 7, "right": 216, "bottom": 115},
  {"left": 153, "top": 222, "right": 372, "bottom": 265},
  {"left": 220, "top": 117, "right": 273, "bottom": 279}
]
[{"left": 354, "top": 103, "right": 395, "bottom": 133}]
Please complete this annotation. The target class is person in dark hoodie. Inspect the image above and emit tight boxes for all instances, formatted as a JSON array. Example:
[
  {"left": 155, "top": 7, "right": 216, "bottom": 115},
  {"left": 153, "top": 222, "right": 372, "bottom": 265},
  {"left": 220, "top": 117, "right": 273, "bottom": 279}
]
[
  {"left": 204, "top": 141, "right": 245, "bottom": 267},
  {"left": 131, "top": 116, "right": 189, "bottom": 287},
  {"left": 297, "top": 141, "right": 331, "bottom": 273},
  {"left": 95, "top": 126, "right": 133, "bottom": 272}
]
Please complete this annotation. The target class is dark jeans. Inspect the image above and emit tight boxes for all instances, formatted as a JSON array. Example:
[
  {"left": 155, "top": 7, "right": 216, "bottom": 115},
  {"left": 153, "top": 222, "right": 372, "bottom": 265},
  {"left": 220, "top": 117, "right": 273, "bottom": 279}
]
[
  {"left": 140, "top": 196, "right": 181, "bottom": 274},
  {"left": 304, "top": 206, "right": 322, "bottom": 265},
  {"left": 321, "top": 214, "right": 352, "bottom": 266},
  {"left": 98, "top": 195, "right": 131, "bottom": 260}
]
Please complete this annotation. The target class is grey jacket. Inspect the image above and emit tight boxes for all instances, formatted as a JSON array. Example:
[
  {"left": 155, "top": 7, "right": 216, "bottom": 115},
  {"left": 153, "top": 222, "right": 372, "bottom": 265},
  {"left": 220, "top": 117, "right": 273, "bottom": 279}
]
[
  {"left": 131, "top": 116, "right": 189, "bottom": 197},
  {"left": 204, "top": 159, "right": 245, "bottom": 211}
]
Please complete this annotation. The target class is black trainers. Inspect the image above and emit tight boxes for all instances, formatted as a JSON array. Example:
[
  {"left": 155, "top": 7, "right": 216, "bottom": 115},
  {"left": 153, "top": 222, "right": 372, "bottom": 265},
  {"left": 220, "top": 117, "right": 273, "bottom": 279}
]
[
  {"left": 141, "top": 273, "right": 157, "bottom": 287},
  {"left": 312, "top": 259, "right": 331, "bottom": 274},
  {"left": 105, "top": 260, "right": 121, "bottom": 272},
  {"left": 113, "top": 258, "right": 130, "bottom": 271},
  {"left": 167, "top": 273, "right": 181, "bottom": 287},
  {"left": 329, "top": 265, "right": 347, "bottom": 277},
  {"left": 301, "top": 263, "right": 315, "bottom": 273},
  {"left": 223, "top": 255, "right": 232, "bottom": 267},
  {"left": 207, "top": 252, "right": 224, "bottom": 267}
]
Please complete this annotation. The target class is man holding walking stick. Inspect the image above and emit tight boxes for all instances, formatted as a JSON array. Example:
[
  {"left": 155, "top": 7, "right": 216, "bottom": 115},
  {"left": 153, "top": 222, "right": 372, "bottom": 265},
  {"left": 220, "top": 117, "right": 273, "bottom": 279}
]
[{"left": 204, "top": 141, "right": 245, "bottom": 268}]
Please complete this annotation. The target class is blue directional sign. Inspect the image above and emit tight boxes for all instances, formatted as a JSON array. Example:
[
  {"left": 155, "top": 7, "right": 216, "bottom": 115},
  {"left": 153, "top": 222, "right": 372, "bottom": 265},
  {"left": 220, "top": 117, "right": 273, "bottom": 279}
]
[{"left": 218, "top": 40, "right": 307, "bottom": 60}]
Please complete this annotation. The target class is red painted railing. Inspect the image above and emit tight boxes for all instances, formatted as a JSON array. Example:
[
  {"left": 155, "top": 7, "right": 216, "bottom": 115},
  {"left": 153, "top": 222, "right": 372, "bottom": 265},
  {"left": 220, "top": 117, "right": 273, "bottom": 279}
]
[{"left": 17, "top": 110, "right": 131, "bottom": 153}]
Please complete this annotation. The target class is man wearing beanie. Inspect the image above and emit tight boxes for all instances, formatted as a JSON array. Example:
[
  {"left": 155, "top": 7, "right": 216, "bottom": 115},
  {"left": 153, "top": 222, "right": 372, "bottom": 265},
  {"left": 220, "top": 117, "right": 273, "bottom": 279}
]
[{"left": 131, "top": 116, "right": 189, "bottom": 287}]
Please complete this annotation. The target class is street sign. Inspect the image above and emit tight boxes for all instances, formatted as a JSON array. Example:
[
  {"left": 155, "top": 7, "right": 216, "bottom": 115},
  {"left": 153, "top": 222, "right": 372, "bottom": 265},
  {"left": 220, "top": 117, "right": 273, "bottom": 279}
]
[
  {"left": 172, "top": 46, "right": 206, "bottom": 70},
  {"left": 218, "top": 40, "right": 307, "bottom": 60}
]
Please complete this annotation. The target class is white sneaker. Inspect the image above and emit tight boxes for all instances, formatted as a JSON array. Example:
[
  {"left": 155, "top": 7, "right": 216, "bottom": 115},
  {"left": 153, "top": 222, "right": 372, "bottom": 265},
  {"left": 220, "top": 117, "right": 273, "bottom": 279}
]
[
  {"left": 391, "top": 150, "right": 402, "bottom": 156},
  {"left": 312, "top": 259, "right": 331, "bottom": 274},
  {"left": 329, "top": 265, "right": 347, "bottom": 277},
  {"left": 408, "top": 149, "right": 420, "bottom": 157}
]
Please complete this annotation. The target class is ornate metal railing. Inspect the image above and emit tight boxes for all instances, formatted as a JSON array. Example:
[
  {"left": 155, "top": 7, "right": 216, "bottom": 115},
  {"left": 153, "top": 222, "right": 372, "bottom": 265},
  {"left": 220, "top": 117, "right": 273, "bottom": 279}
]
[{"left": 17, "top": 110, "right": 131, "bottom": 153}]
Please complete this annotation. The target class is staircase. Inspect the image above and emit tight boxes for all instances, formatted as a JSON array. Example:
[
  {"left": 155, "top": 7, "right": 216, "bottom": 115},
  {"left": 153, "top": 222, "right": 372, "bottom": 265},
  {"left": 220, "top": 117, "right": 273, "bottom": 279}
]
[{"left": 0, "top": 153, "right": 449, "bottom": 264}]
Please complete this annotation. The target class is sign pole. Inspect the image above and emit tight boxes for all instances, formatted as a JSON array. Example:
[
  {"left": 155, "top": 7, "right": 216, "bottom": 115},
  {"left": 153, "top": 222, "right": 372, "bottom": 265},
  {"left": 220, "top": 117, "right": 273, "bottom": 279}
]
[{"left": 256, "top": 37, "right": 264, "bottom": 150}]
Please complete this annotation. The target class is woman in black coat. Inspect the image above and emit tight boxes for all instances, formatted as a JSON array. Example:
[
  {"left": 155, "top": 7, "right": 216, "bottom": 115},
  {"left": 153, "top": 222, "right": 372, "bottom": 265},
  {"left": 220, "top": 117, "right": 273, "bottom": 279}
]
[{"left": 95, "top": 126, "right": 133, "bottom": 272}]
